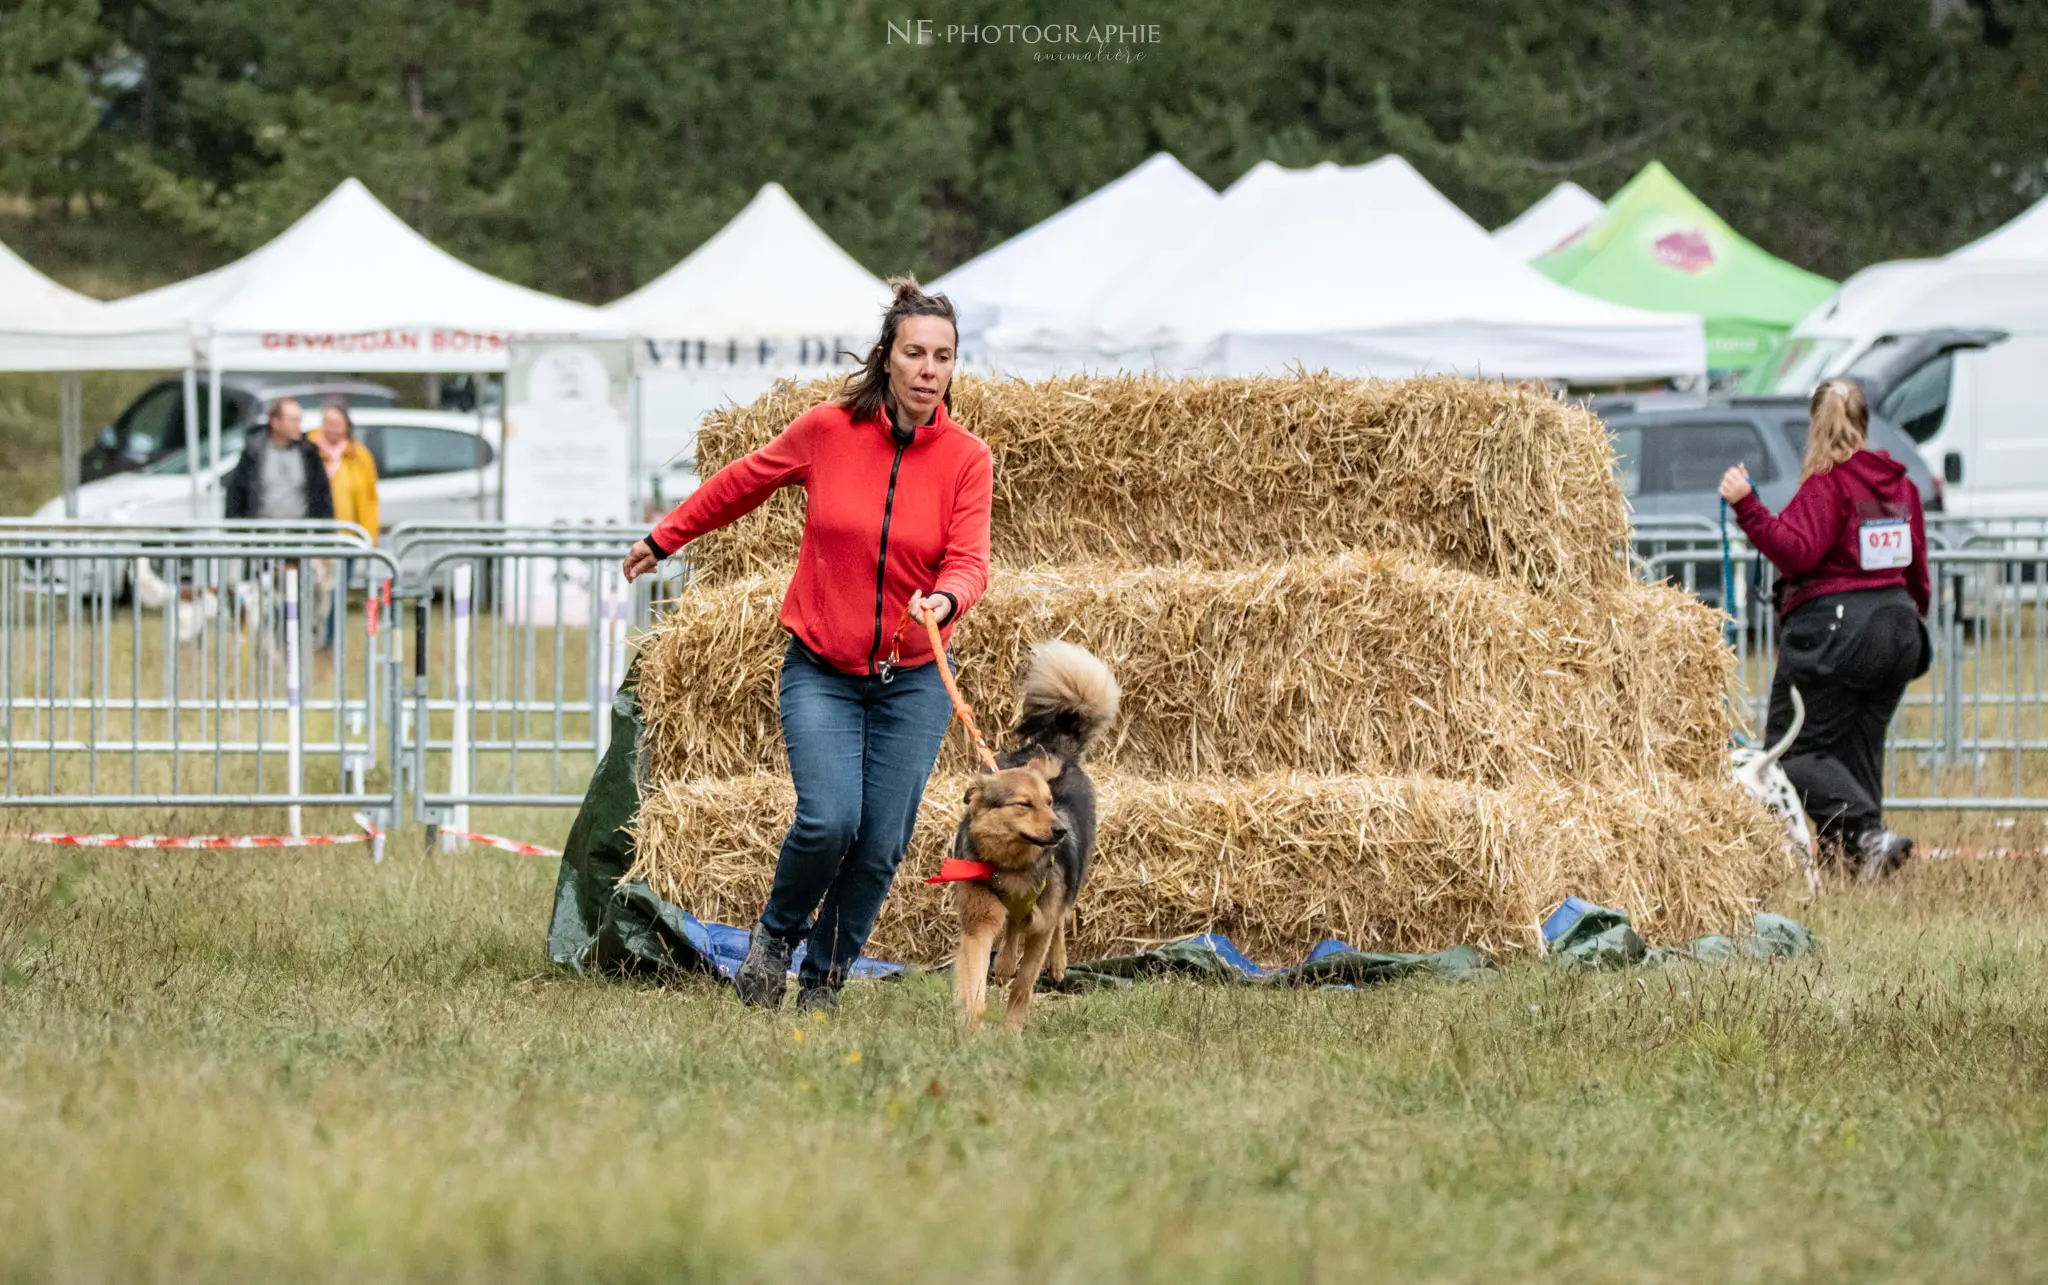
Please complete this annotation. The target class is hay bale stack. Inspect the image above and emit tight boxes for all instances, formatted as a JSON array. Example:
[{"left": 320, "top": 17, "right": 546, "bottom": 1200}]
[
  {"left": 686, "top": 374, "right": 1630, "bottom": 593},
  {"left": 635, "top": 552, "right": 1731, "bottom": 786},
  {"left": 629, "top": 373, "right": 1786, "bottom": 964},
  {"left": 626, "top": 770, "right": 1786, "bottom": 965}
]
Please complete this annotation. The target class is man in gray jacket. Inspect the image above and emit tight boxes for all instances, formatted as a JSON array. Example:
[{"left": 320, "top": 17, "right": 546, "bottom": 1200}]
[{"left": 224, "top": 399, "right": 334, "bottom": 520}]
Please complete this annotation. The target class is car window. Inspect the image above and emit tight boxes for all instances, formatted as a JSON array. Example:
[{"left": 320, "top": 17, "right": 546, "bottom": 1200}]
[
  {"left": 1747, "top": 335, "right": 1850, "bottom": 395},
  {"left": 141, "top": 428, "right": 249, "bottom": 475},
  {"left": 1878, "top": 354, "right": 1954, "bottom": 443},
  {"left": 374, "top": 425, "right": 493, "bottom": 479},
  {"left": 1777, "top": 417, "right": 1808, "bottom": 458},
  {"left": 1610, "top": 426, "right": 1643, "bottom": 498},
  {"left": 1779, "top": 415, "right": 1922, "bottom": 471},
  {"left": 115, "top": 384, "right": 184, "bottom": 456},
  {"left": 1645, "top": 422, "right": 1777, "bottom": 494}
]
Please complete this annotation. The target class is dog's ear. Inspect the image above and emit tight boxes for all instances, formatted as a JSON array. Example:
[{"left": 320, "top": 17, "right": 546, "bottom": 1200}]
[{"left": 1026, "top": 755, "right": 1063, "bottom": 783}]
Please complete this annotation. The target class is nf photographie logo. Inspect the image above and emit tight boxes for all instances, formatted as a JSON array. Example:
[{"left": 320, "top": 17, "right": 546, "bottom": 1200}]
[{"left": 887, "top": 19, "right": 1160, "bottom": 62}]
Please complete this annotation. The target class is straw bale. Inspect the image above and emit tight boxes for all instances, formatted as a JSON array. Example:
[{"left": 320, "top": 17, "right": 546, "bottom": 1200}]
[
  {"left": 633, "top": 553, "right": 1731, "bottom": 786},
  {"left": 625, "top": 768, "right": 1787, "bottom": 966},
  {"left": 682, "top": 374, "right": 1630, "bottom": 593}
]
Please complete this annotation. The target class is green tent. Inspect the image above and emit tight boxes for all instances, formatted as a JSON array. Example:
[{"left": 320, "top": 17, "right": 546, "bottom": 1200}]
[{"left": 1535, "top": 162, "right": 1835, "bottom": 377}]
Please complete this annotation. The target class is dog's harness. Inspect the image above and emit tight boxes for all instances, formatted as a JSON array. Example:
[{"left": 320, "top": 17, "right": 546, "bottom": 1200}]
[{"left": 995, "top": 870, "right": 1049, "bottom": 925}]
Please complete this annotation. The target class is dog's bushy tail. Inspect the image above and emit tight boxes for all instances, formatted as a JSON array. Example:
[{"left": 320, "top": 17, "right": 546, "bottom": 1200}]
[{"left": 1014, "top": 640, "right": 1120, "bottom": 761}]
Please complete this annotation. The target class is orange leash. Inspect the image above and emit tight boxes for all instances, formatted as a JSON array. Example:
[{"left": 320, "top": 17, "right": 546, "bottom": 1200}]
[{"left": 882, "top": 601, "right": 999, "bottom": 773}]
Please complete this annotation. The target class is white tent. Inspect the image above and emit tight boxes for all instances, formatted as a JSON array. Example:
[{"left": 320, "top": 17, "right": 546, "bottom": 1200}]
[
  {"left": 14, "top": 178, "right": 608, "bottom": 512},
  {"left": 90, "top": 177, "right": 605, "bottom": 374},
  {"left": 1950, "top": 193, "right": 2048, "bottom": 262},
  {"left": 985, "top": 156, "right": 1705, "bottom": 383},
  {"left": 601, "top": 182, "right": 889, "bottom": 486},
  {"left": 0, "top": 239, "right": 193, "bottom": 371},
  {"left": 1491, "top": 181, "right": 1603, "bottom": 261},
  {"left": 928, "top": 153, "right": 1218, "bottom": 361},
  {"left": 603, "top": 181, "right": 888, "bottom": 347}
]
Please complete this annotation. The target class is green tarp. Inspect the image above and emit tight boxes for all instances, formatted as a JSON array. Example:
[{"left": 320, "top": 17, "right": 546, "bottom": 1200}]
[
  {"left": 1535, "top": 161, "right": 1836, "bottom": 376},
  {"left": 1545, "top": 903, "right": 1819, "bottom": 969},
  {"left": 547, "top": 658, "right": 711, "bottom": 975}
]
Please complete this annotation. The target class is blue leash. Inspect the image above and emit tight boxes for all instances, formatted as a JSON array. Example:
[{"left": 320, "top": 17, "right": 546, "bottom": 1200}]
[
  {"left": 1719, "top": 497, "right": 1760, "bottom": 749},
  {"left": 1718, "top": 497, "right": 1737, "bottom": 649}
]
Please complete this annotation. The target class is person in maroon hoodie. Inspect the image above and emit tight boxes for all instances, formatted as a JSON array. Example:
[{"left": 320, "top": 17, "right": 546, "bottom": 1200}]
[
  {"left": 1719, "top": 379, "right": 1930, "bottom": 882},
  {"left": 622, "top": 278, "right": 993, "bottom": 1012}
]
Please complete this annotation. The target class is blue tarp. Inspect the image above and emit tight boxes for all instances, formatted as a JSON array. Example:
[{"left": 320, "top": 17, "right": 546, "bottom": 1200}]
[{"left": 679, "top": 914, "right": 905, "bottom": 982}]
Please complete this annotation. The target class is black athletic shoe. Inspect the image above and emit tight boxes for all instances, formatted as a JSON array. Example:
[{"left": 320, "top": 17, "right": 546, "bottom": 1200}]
[
  {"left": 1855, "top": 830, "right": 1914, "bottom": 885},
  {"left": 794, "top": 982, "right": 840, "bottom": 1016},
  {"left": 733, "top": 924, "right": 793, "bottom": 1008}
]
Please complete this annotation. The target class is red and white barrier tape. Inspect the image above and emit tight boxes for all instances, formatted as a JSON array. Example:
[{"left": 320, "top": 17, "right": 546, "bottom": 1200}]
[
  {"left": 9, "top": 831, "right": 369, "bottom": 849},
  {"left": 1921, "top": 846, "right": 2044, "bottom": 861},
  {"left": 362, "top": 812, "right": 560, "bottom": 857},
  {"left": 436, "top": 830, "right": 562, "bottom": 857},
  {"left": 5, "top": 811, "right": 556, "bottom": 857}
]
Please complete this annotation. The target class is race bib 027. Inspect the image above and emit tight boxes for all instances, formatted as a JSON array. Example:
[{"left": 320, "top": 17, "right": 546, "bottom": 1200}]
[{"left": 1858, "top": 518, "right": 1911, "bottom": 571}]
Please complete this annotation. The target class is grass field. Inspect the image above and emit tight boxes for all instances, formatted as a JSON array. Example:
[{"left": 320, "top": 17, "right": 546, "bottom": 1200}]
[
  {"left": 2, "top": 820, "right": 2044, "bottom": 1283},
  {"left": 3, "top": 283, "right": 2045, "bottom": 1278}
]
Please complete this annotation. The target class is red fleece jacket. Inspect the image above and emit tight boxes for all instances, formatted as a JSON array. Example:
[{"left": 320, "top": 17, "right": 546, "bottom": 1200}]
[
  {"left": 648, "top": 399, "right": 993, "bottom": 676},
  {"left": 1733, "top": 448, "right": 1929, "bottom": 619}
]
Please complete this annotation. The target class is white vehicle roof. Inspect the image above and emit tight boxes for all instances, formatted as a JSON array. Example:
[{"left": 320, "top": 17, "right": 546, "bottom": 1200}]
[{"left": 319, "top": 407, "right": 502, "bottom": 442}]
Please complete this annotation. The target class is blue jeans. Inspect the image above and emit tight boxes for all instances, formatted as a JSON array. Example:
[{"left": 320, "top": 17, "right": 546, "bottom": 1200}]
[{"left": 760, "top": 638, "right": 954, "bottom": 985}]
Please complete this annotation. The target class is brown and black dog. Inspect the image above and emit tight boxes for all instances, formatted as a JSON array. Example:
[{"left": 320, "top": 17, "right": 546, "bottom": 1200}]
[{"left": 950, "top": 640, "right": 1119, "bottom": 1030}]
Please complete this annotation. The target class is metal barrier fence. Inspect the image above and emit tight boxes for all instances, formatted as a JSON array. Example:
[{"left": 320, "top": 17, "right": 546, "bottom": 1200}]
[
  {"left": 383, "top": 523, "right": 688, "bottom": 842},
  {"left": 15, "top": 519, "right": 2048, "bottom": 842},
  {"left": 0, "top": 525, "right": 403, "bottom": 834},
  {"left": 0, "top": 520, "right": 690, "bottom": 844}
]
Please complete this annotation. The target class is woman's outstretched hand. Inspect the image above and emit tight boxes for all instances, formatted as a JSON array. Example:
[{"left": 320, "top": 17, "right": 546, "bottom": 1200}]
[
  {"left": 622, "top": 540, "right": 658, "bottom": 583},
  {"left": 1718, "top": 463, "right": 1753, "bottom": 504},
  {"left": 907, "top": 590, "right": 952, "bottom": 626}
]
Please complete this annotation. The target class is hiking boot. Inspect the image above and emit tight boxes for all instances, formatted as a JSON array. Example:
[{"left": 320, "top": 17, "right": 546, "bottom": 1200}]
[
  {"left": 795, "top": 981, "right": 841, "bottom": 1016},
  {"left": 1855, "top": 830, "right": 1914, "bottom": 885},
  {"left": 733, "top": 924, "right": 793, "bottom": 1008}
]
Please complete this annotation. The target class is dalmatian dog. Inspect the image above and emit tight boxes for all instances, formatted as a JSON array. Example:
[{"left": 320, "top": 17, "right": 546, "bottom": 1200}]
[
  {"left": 133, "top": 557, "right": 221, "bottom": 646},
  {"left": 1730, "top": 686, "right": 1820, "bottom": 895}
]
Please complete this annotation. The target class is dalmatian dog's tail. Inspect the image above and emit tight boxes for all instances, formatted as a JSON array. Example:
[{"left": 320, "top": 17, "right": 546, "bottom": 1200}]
[
  {"left": 1747, "top": 687, "right": 1805, "bottom": 784},
  {"left": 1733, "top": 688, "right": 1818, "bottom": 894}
]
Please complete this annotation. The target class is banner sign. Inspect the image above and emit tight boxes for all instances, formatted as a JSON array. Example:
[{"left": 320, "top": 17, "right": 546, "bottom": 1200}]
[
  {"left": 635, "top": 335, "right": 864, "bottom": 373},
  {"left": 503, "top": 339, "right": 633, "bottom": 625}
]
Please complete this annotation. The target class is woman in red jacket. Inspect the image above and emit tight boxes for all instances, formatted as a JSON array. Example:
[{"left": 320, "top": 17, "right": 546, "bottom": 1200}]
[
  {"left": 1719, "top": 379, "right": 1930, "bottom": 882},
  {"left": 623, "top": 278, "right": 993, "bottom": 1011}
]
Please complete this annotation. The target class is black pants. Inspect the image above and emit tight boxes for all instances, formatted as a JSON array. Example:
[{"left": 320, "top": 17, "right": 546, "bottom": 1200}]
[
  {"left": 1769, "top": 590, "right": 1925, "bottom": 844},
  {"left": 1765, "top": 587, "right": 1929, "bottom": 844}
]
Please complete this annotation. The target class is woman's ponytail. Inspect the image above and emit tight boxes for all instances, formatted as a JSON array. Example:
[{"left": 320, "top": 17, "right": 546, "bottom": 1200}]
[{"left": 1801, "top": 378, "right": 1870, "bottom": 480}]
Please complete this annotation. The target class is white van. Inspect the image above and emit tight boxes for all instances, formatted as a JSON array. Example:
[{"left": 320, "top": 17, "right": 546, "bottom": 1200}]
[{"left": 1752, "top": 258, "right": 2048, "bottom": 517}]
